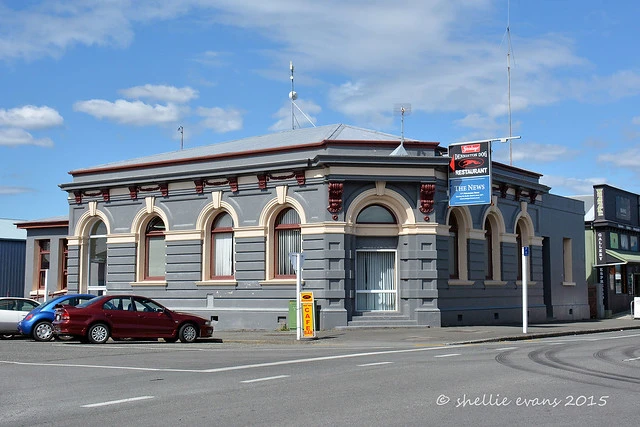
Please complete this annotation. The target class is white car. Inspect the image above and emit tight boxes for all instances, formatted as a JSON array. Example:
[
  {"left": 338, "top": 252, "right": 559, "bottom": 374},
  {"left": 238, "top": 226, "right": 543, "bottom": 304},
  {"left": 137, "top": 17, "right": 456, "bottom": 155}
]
[{"left": 0, "top": 297, "right": 41, "bottom": 339}]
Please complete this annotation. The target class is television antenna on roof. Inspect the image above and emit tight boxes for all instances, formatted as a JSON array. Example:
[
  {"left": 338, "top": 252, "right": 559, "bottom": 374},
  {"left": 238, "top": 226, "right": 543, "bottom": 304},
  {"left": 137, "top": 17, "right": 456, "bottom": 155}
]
[
  {"left": 500, "top": 0, "right": 519, "bottom": 165},
  {"left": 289, "top": 61, "right": 316, "bottom": 130},
  {"left": 390, "top": 103, "right": 411, "bottom": 156}
]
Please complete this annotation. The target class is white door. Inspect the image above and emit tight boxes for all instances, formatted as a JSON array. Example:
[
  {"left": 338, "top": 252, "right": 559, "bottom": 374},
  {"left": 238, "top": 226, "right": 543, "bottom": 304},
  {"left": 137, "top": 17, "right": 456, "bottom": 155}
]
[{"left": 355, "top": 251, "right": 397, "bottom": 311}]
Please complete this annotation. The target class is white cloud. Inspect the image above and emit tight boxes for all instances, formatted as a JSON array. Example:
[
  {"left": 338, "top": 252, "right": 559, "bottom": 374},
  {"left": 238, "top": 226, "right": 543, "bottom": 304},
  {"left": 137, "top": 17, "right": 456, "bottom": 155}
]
[
  {"left": 269, "top": 99, "right": 321, "bottom": 131},
  {"left": 508, "top": 142, "right": 576, "bottom": 163},
  {"left": 0, "top": 1, "right": 134, "bottom": 61},
  {"left": 1, "top": 0, "right": 636, "bottom": 137},
  {"left": 540, "top": 175, "right": 605, "bottom": 195},
  {"left": 119, "top": 84, "right": 199, "bottom": 103},
  {"left": 0, "top": 128, "right": 54, "bottom": 147},
  {"left": 598, "top": 147, "right": 640, "bottom": 168},
  {"left": 0, "top": 105, "right": 63, "bottom": 129},
  {"left": 196, "top": 106, "right": 243, "bottom": 133},
  {"left": 0, "top": 185, "right": 33, "bottom": 195},
  {"left": 73, "top": 99, "right": 182, "bottom": 126}
]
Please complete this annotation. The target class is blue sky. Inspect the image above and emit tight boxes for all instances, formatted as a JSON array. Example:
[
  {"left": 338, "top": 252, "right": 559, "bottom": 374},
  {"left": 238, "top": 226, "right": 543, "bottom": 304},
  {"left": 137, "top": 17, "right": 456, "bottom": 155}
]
[{"left": 1, "top": 0, "right": 639, "bottom": 221}]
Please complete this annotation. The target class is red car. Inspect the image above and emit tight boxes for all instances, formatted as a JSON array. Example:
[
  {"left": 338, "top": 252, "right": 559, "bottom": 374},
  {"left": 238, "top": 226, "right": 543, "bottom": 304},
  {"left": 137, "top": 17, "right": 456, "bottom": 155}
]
[{"left": 52, "top": 294, "right": 213, "bottom": 344}]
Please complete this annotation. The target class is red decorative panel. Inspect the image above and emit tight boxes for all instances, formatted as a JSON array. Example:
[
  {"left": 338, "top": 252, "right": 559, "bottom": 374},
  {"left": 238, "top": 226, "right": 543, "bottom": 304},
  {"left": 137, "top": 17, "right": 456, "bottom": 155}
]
[
  {"left": 228, "top": 177, "right": 239, "bottom": 193},
  {"left": 327, "top": 182, "right": 344, "bottom": 215},
  {"left": 159, "top": 183, "right": 169, "bottom": 197},
  {"left": 73, "top": 191, "right": 82, "bottom": 204},
  {"left": 194, "top": 179, "right": 204, "bottom": 194},
  {"left": 419, "top": 183, "right": 435, "bottom": 215},
  {"left": 101, "top": 189, "right": 110, "bottom": 202},
  {"left": 295, "top": 171, "right": 305, "bottom": 186},
  {"left": 257, "top": 174, "right": 267, "bottom": 189},
  {"left": 128, "top": 186, "right": 138, "bottom": 200}
]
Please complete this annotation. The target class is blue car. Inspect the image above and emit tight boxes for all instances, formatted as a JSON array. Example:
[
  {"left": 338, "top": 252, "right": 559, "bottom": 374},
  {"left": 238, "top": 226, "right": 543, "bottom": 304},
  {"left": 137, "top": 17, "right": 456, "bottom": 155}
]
[{"left": 18, "top": 294, "right": 96, "bottom": 341}]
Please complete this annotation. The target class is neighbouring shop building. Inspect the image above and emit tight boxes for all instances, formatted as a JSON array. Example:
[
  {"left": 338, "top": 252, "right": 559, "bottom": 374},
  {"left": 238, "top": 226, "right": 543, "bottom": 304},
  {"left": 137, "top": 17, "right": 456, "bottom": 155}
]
[
  {"left": 0, "top": 218, "right": 26, "bottom": 297},
  {"left": 16, "top": 124, "right": 589, "bottom": 329},
  {"left": 583, "top": 184, "right": 640, "bottom": 317}
]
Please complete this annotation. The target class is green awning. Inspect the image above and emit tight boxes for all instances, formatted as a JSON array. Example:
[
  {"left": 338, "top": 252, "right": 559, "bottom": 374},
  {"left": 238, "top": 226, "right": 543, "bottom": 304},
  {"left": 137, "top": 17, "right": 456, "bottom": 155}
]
[{"left": 605, "top": 249, "right": 640, "bottom": 264}]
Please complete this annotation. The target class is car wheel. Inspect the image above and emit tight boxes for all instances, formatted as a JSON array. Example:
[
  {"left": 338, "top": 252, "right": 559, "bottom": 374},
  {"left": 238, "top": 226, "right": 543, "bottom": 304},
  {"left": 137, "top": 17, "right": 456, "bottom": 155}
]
[
  {"left": 33, "top": 321, "right": 54, "bottom": 342},
  {"left": 87, "top": 323, "right": 110, "bottom": 344},
  {"left": 178, "top": 323, "right": 197, "bottom": 343}
]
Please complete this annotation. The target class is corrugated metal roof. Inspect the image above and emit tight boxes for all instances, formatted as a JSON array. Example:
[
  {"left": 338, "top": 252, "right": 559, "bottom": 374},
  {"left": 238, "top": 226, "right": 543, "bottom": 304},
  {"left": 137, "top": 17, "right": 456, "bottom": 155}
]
[
  {"left": 0, "top": 218, "right": 27, "bottom": 240},
  {"left": 72, "top": 124, "right": 416, "bottom": 173}
]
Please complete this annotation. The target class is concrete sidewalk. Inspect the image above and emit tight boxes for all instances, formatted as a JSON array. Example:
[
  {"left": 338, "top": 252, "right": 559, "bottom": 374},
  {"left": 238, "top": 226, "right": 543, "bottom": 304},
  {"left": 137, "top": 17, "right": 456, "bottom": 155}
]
[{"left": 211, "top": 314, "right": 640, "bottom": 346}]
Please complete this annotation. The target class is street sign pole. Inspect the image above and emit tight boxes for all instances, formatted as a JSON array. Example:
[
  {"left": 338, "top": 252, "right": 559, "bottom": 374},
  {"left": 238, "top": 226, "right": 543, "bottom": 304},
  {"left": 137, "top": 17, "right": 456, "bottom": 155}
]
[
  {"left": 522, "top": 246, "right": 529, "bottom": 334},
  {"left": 296, "top": 254, "right": 302, "bottom": 341}
]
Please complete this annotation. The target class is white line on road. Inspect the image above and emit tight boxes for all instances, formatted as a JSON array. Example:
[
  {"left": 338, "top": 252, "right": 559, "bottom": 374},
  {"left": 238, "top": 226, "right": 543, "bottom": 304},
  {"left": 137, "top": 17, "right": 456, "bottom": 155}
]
[
  {"left": 241, "top": 375, "right": 290, "bottom": 383},
  {"left": 357, "top": 362, "right": 393, "bottom": 367},
  {"left": 623, "top": 357, "right": 640, "bottom": 362},
  {"left": 495, "top": 347, "right": 518, "bottom": 351},
  {"left": 434, "top": 353, "right": 460, "bottom": 358},
  {"left": 82, "top": 396, "right": 154, "bottom": 408},
  {"left": 0, "top": 345, "right": 467, "bottom": 374}
]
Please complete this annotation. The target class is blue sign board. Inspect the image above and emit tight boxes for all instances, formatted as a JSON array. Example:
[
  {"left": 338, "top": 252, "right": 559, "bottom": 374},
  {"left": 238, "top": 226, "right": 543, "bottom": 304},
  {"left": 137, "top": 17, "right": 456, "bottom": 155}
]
[
  {"left": 449, "top": 176, "right": 492, "bottom": 206},
  {"left": 448, "top": 140, "right": 492, "bottom": 207}
]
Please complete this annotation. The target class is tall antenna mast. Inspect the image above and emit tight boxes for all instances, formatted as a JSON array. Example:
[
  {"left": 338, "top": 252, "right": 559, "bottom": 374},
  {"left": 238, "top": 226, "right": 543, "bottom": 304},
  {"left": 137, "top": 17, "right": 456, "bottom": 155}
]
[
  {"left": 506, "top": 0, "right": 514, "bottom": 165},
  {"left": 177, "top": 125, "right": 184, "bottom": 150},
  {"left": 290, "top": 61, "right": 296, "bottom": 130},
  {"left": 390, "top": 103, "right": 411, "bottom": 156},
  {"left": 288, "top": 61, "right": 316, "bottom": 130}
]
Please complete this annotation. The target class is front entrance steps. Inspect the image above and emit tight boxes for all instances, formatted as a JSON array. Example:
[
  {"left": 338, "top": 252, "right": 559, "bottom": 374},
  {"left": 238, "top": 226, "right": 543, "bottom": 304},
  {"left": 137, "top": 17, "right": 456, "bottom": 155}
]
[{"left": 345, "top": 311, "right": 423, "bottom": 328}]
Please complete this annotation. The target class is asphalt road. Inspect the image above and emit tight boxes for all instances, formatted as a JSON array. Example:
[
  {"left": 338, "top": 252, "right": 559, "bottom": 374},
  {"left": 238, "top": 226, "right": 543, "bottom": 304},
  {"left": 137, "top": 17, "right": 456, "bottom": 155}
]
[{"left": 1, "top": 331, "right": 639, "bottom": 426}]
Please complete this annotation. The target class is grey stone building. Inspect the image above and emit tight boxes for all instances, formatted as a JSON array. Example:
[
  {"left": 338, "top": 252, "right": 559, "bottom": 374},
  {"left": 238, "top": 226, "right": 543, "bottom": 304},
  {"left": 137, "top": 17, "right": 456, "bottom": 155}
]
[{"left": 22, "top": 124, "right": 588, "bottom": 330}]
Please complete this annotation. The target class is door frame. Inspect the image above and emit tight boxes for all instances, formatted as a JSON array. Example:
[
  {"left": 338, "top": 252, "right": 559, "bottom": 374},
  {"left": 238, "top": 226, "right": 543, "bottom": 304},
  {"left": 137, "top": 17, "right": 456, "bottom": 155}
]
[{"left": 354, "top": 249, "right": 398, "bottom": 312}]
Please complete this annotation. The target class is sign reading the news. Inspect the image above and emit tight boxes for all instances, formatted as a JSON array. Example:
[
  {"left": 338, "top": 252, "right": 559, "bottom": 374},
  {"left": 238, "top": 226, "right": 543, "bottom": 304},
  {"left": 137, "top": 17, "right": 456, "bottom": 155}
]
[{"left": 448, "top": 140, "right": 492, "bottom": 206}]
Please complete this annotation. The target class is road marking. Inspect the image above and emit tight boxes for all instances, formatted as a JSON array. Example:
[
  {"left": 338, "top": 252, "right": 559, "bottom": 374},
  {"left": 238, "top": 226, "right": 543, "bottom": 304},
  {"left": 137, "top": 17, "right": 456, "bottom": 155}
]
[
  {"left": 623, "top": 357, "right": 640, "bottom": 362},
  {"left": 495, "top": 347, "right": 518, "bottom": 351},
  {"left": 241, "top": 375, "right": 289, "bottom": 383},
  {"left": 0, "top": 344, "right": 470, "bottom": 373},
  {"left": 434, "top": 353, "right": 460, "bottom": 358},
  {"left": 82, "top": 396, "right": 154, "bottom": 408},
  {"left": 357, "top": 362, "right": 393, "bottom": 367}
]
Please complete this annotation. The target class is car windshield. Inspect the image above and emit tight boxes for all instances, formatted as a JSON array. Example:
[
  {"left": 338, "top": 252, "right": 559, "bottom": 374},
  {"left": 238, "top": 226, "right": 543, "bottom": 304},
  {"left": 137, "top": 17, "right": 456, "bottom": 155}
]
[
  {"left": 76, "top": 296, "right": 104, "bottom": 308},
  {"left": 40, "top": 296, "right": 70, "bottom": 309}
]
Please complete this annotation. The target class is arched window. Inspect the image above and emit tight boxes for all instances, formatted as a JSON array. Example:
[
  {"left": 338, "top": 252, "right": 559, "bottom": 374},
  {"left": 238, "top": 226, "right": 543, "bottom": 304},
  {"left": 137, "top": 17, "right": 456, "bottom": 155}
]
[
  {"left": 145, "top": 217, "right": 166, "bottom": 280},
  {"left": 211, "top": 212, "right": 234, "bottom": 279},
  {"left": 356, "top": 205, "right": 396, "bottom": 224},
  {"left": 275, "top": 208, "right": 301, "bottom": 277},
  {"left": 449, "top": 214, "right": 459, "bottom": 279},
  {"left": 88, "top": 221, "right": 107, "bottom": 295},
  {"left": 485, "top": 219, "right": 494, "bottom": 280}
]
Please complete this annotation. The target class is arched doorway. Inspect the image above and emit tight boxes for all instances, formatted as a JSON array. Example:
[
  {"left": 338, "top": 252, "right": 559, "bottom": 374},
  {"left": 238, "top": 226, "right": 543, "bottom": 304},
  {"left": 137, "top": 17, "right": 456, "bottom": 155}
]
[{"left": 354, "top": 205, "right": 398, "bottom": 312}]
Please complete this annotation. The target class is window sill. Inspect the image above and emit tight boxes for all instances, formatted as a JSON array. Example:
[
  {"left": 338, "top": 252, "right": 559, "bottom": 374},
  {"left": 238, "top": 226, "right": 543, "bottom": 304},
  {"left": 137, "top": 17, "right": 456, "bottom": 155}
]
[
  {"left": 196, "top": 280, "right": 237, "bottom": 286},
  {"left": 448, "top": 279, "right": 474, "bottom": 286},
  {"left": 259, "top": 279, "right": 303, "bottom": 286},
  {"left": 130, "top": 280, "right": 167, "bottom": 287},
  {"left": 484, "top": 280, "right": 508, "bottom": 286},
  {"left": 562, "top": 281, "right": 576, "bottom": 287},
  {"left": 516, "top": 281, "right": 537, "bottom": 286}
]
